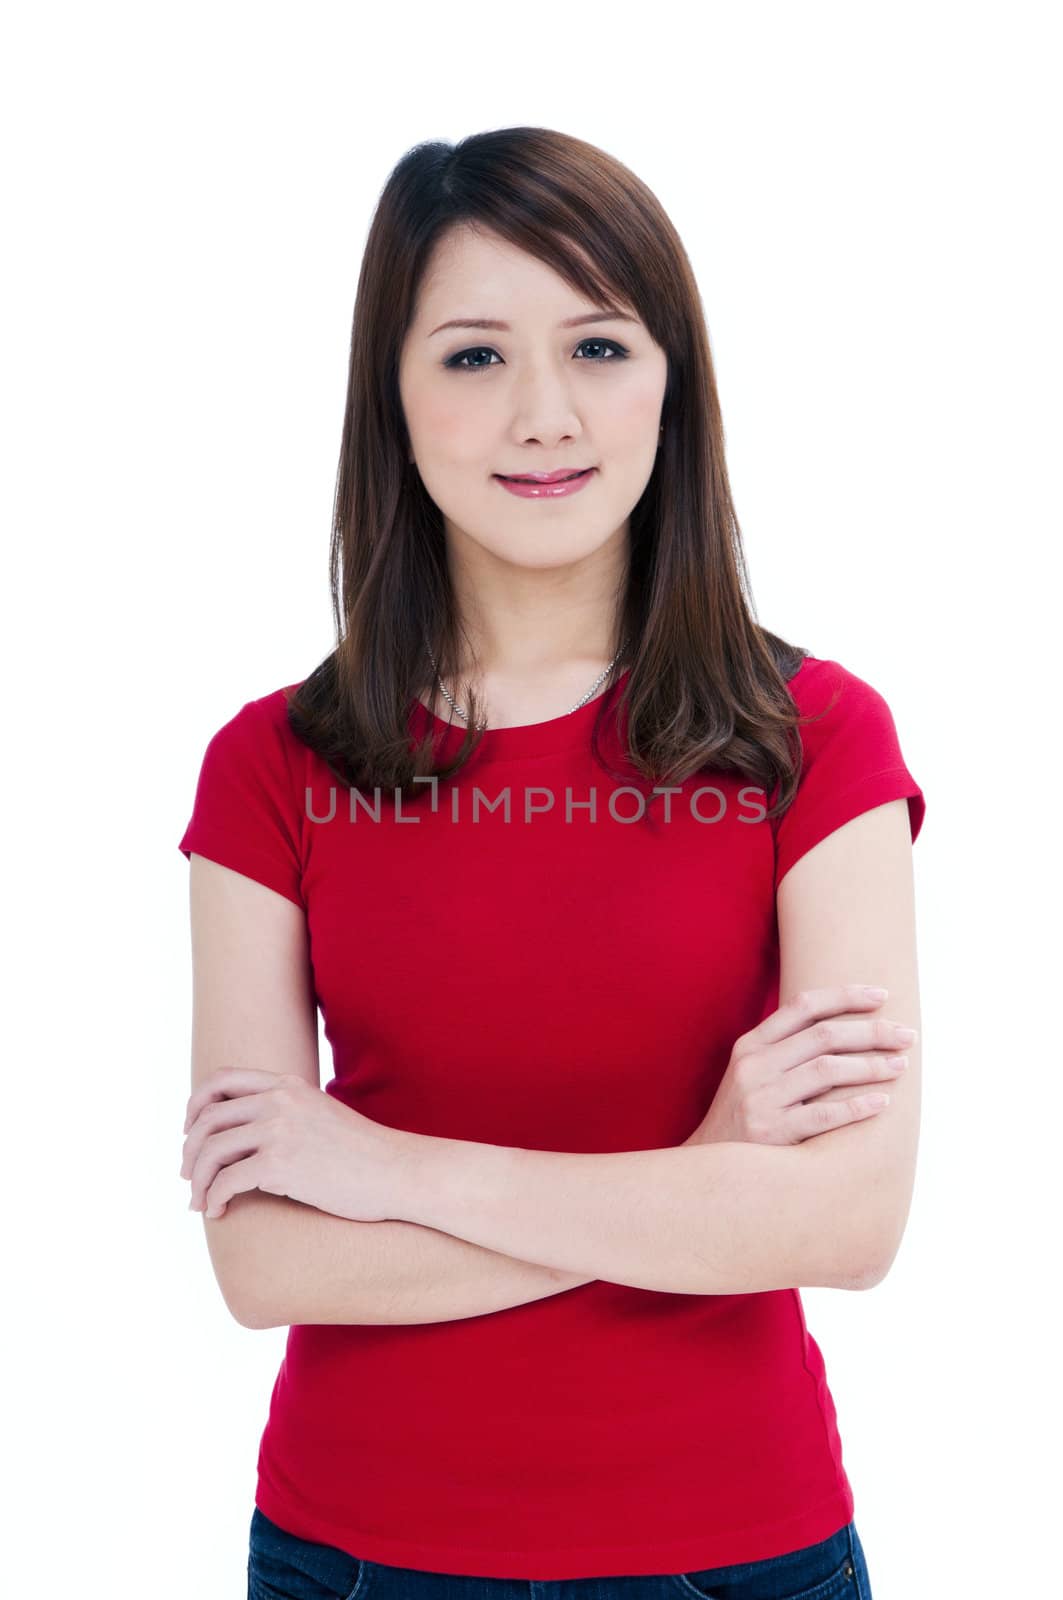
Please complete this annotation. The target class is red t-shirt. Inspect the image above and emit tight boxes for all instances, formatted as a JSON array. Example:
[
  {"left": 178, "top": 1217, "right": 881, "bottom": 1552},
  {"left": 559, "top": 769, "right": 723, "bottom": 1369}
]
[{"left": 177, "top": 653, "right": 925, "bottom": 1580}]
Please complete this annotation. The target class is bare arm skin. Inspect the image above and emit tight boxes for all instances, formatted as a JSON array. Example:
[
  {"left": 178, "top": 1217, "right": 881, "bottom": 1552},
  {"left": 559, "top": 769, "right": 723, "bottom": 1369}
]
[
  {"left": 215, "top": 1190, "right": 595, "bottom": 1330},
  {"left": 184, "top": 854, "right": 596, "bottom": 1329}
]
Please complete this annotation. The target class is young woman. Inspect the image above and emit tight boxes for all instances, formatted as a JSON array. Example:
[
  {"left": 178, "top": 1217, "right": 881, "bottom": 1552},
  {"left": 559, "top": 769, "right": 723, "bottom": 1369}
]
[{"left": 178, "top": 126, "right": 924, "bottom": 1600}]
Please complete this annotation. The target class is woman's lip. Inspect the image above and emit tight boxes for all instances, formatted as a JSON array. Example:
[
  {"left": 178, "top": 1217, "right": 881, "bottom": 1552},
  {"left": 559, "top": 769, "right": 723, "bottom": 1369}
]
[
  {"left": 494, "top": 468, "right": 596, "bottom": 499},
  {"left": 495, "top": 468, "right": 594, "bottom": 482}
]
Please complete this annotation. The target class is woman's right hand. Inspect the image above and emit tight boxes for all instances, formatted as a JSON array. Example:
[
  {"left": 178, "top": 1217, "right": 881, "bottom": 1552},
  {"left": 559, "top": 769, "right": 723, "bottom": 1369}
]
[{"left": 684, "top": 986, "right": 916, "bottom": 1149}]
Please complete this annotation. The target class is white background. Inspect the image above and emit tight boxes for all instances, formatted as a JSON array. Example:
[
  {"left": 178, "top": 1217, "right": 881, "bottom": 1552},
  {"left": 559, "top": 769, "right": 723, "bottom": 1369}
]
[{"left": 4, "top": 2, "right": 1059, "bottom": 1595}]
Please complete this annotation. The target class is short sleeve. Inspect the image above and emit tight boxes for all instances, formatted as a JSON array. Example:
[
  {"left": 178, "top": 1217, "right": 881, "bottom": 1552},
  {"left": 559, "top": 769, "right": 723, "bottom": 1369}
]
[
  {"left": 177, "top": 694, "right": 306, "bottom": 910},
  {"left": 773, "top": 657, "right": 925, "bottom": 889}
]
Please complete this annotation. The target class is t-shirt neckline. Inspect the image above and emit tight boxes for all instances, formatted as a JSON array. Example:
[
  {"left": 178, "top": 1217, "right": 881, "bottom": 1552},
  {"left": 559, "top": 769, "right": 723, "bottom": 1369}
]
[{"left": 409, "top": 668, "right": 632, "bottom": 762}]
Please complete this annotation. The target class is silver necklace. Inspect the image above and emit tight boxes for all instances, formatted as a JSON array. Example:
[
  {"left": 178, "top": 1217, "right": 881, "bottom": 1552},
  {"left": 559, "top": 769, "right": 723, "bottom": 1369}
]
[{"left": 424, "top": 643, "right": 626, "bottom": 731}]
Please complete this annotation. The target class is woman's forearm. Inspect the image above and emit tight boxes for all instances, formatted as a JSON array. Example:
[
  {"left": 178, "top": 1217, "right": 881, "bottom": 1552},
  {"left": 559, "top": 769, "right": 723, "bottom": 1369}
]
[{"left": 206, "top": 1191, "right": 596, "bottom": 1329}]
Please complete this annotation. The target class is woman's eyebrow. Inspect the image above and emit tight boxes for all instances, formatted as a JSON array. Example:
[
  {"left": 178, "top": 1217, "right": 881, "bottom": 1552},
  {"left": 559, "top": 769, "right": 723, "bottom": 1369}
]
[{"left": 428, "top": 311, "right": 640, "bottom": 338}]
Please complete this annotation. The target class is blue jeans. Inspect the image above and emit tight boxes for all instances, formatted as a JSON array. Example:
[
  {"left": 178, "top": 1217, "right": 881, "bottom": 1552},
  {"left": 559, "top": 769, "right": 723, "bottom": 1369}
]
[{"left": 247, "top": 1505, "right": 873, "bottom": 1600}]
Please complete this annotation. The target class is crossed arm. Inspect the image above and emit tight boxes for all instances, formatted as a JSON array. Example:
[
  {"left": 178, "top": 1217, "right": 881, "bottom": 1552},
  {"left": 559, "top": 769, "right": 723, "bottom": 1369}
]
[
  {"left": 193, "top": 797, "right": 921, "bottom": 1328},
  {"left": 219, "top": 1132, "right": 871, "bottom": 1331},
  {"left": 212, "top": 1190, "right": 594, "bottom": 1329}
]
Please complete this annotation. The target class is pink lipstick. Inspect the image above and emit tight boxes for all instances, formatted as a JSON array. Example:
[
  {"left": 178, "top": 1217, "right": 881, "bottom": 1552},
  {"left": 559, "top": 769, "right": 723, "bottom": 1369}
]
[{"left": 494, "top": 468, "right": 596, "bottom": 499}]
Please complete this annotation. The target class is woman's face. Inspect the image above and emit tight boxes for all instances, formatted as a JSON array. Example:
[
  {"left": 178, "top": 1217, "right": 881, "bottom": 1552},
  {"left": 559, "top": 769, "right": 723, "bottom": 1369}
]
[{"left": 398, "top": 225, "right": 669, "bottom": 575}]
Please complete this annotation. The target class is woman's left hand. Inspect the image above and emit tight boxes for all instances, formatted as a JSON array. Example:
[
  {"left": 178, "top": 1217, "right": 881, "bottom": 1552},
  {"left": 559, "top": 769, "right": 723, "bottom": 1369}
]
[{"left": 179, "top": 1068, "right": 417, "bottom": 1221}]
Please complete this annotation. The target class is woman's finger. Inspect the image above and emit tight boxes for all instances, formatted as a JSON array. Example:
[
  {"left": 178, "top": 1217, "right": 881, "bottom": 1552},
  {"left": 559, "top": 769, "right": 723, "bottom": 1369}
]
[
  {"left": 778, "top": 1051, "right": 910, "bottom": 1108},
  {"left": 736, "top": 986, "right": 890, "bottom": 1058},
  {"left": 181, "top": 1094, "right": 264, "bottom": 1177},
  {"left": 183, "top": 1066, "right": 285, "bottom": 1133},
  {"left": 188, "top": 1123, "right": 266, "bottom": 1212},
  {"left": 787, "top": 1091, "right": 894, "bottom": 1143},
  {"left": 741, "top": 1007, "right": 917, "bottom": 1081},
  {"left": 200, "top": 1152, "right": 264, "bottom": 1219}
]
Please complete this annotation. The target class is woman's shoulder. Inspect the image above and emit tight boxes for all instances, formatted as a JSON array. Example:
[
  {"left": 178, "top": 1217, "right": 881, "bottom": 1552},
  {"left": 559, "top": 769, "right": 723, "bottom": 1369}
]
[
  {"left": 783, "top": 652, "right": 883, "bottom": 709},
  {"left": 193, "top": 681, "right": 312, "bottom": 785},
  {"left": 229, "top": 680, "right": 309, "bottom": 739}
]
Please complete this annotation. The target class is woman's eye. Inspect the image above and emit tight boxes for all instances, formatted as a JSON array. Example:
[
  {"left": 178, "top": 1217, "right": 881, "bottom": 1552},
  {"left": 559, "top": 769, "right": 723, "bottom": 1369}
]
[{"left": 444, "top": 338, "right": 629, "bottom": 373}]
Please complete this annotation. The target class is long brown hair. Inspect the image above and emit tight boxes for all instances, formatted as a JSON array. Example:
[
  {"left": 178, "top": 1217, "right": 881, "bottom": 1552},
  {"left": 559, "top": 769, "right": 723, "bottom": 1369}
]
[{"left": 287, "top": 125, "right": 828, "bottom": 817}]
